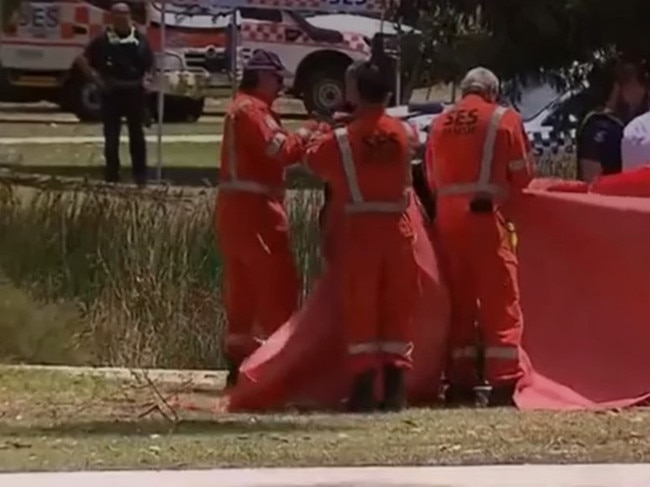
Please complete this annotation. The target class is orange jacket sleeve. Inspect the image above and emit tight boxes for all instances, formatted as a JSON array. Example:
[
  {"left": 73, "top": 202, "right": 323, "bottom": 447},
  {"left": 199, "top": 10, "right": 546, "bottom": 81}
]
[
  {"left": 237, "top": 105, "right": 307, "bottom": 167},
  {"left": 503, "top": 111, "right": 533, "bottom": 191},
  {"left": 302, "top": 132, "right": 339, "bottom": 181}
]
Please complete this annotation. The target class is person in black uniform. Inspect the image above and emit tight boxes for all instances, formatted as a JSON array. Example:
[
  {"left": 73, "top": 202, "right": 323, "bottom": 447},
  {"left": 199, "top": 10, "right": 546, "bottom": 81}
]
[
  {"left": 76, "top": 3, "right": 154, "bottom": 186},
  {"left": 577, "top": 60, "right": 648, "bottom": 182}
]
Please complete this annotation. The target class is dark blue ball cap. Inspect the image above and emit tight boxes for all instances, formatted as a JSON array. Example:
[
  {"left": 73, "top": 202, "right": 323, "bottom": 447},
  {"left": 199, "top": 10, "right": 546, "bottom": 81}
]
[{"left": 244, "top": 49, "right": 291, "bottom": 77}]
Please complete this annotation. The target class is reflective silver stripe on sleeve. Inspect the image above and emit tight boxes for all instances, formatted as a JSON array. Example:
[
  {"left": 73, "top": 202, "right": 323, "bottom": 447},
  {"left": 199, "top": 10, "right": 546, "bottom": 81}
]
[
  {"left": 508, "top": 158, "right": 527, "bottom": 172},
  {"left": 265, "top": 132, "right": 288, "bottom": 158},
  {"left": 484, "top": 346, "right": 519, "bottom": 360}
]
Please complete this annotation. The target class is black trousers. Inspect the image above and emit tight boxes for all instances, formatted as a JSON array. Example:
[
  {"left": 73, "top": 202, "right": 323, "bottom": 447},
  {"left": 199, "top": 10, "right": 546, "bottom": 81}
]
[{"left": 101, "top": 86, "right": 147, "bottom": 184}]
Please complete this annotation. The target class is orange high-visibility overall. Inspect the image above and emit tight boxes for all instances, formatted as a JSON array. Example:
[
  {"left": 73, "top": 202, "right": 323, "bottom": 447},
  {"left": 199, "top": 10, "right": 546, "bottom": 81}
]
[
  {"left": 426, "top": 94, "right": 533, "bottom": 387},
  {"left": 304, "top": 108, "right": 421, "bottom": 374},
  {"left": 216, "top": 92, "right": 306, "bottom": 364}
]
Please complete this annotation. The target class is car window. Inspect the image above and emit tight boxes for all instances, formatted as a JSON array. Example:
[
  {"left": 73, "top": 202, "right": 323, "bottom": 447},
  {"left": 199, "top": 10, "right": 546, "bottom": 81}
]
[
  {"left": 542, "top": 91, "right": 590, "bottom": 129},
  {"left": 504, "top": 79, "right": 564, "bottom": 122},
  {"left": 239, "top": 8, "right": 282, "bottom": 22}
]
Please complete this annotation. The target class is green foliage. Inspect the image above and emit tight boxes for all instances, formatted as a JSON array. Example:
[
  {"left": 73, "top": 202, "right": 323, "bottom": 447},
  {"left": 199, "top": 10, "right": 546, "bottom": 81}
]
[
  {"left": 407, "top": 0, "right": 650, "bottom": 85},
  {"left": 0, "top": 182, "right": 323, "bottom": 369}
]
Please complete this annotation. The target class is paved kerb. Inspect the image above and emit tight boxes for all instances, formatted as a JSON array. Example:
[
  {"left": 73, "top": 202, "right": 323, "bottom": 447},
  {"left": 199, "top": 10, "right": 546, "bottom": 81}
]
[{"left": 2, "top": 465, "right": 650, "bottom": 487}]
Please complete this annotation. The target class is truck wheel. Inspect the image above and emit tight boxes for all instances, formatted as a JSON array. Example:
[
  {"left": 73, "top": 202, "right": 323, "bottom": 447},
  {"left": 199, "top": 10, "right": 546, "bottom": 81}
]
[
  {"left": 149, "top": 96, "right": 204, "bottom": 123},
  {"left": 68, "top": 78, "right": 102, "bottom": 122},
  {"left": 303, "top": 67, "right": 346, "bottom": 114}
]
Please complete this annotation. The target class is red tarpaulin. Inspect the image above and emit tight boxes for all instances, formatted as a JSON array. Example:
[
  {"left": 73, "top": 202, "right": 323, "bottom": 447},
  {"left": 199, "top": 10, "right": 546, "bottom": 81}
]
[
  {"left": 228, "top": 193, "right": 451, "bottom": 412},
  {"left": 225, "top": 169, "right": 650, "bottom": 412},
  {"left": 513, "top": 181, "right": 650, "bottom": 409}
]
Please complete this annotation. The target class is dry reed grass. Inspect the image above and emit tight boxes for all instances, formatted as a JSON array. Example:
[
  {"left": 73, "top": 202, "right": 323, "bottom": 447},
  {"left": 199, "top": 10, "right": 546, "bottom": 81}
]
[
  {"left": 0, "top": 152, "right": 572, "bottom": 368},
  {"left": 0, "top": 180, "right": 323, "bottom": 368}
]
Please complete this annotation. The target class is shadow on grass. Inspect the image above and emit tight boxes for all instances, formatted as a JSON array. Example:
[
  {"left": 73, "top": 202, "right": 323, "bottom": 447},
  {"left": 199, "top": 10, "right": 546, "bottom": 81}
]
[
  {"left": 0, "top": 164, "right": 321, "bottom": 189},
  {"left": 1, "top": 417, "right": 352, "bottom": 438}
]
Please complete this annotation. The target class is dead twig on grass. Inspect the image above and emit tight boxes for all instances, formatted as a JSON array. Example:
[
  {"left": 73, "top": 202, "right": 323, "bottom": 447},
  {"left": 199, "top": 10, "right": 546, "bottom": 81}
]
[{"left": 129, "top": 369, "right": 180, "bottom": 424}]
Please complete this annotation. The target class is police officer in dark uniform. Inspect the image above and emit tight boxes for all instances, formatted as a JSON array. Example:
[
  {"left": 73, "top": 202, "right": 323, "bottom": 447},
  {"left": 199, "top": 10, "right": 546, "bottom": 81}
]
[
  {"left": 576, "top": 60, "right": 648, "bottom": 182},
  {"left": 77, "top": 2, "right": 154, "bottom": 186}
]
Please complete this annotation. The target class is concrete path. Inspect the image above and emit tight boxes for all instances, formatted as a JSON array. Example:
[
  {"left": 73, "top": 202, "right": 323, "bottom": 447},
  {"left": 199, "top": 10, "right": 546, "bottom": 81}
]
[
  {"left": 0, "top": 134, "right": 223, "bottom": 145},
  {"left": 2, "top": 465, "right": 650, "bottom": 487},
  {"left": 2, "top": 364, "right": 225, "bottom": 387}
]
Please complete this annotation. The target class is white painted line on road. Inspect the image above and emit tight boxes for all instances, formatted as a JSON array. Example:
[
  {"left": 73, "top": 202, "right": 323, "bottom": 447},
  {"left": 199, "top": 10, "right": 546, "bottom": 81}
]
[
  {"left": 2, "top": 465, "right": 650, "bottom": 487},
  {"left": 0, "top": 134, "right": 223, "bottom": 145}
]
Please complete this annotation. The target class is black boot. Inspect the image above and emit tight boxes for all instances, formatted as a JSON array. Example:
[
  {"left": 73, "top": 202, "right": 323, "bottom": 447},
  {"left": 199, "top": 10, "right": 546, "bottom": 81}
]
[
  {"left": 487, "top": 383, "right": 516, "bottom": 407},
  {"left": 381, "top": 365, "right": 406, "bottom": 412},
  {"left": 225, "top": 358, "right": 240, "bottom": 388},
  {"left": 445, "top": 383, "right": 477, "bottom": 407},
  {"left": 347, "top": 370, "right": 377, "bottom": 413}
]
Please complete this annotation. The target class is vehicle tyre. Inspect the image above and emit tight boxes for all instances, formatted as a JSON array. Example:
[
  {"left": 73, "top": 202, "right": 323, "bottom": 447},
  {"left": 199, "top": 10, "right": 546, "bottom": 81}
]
[
  {"left": 303, "top": 66, "right": 347, "bottom": 114},
  {"left": 149, "top": 95, "right": 204, "bottom": 123},
  {"left": 66, "top": 77, "right": 102, "bottom": 122}
]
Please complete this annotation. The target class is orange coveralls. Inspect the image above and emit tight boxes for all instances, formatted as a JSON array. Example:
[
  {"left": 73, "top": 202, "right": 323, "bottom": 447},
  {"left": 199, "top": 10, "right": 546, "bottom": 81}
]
[
  {"left": 426, "top": 94, "right": 533, "bottom": 387},
  {"left": 216, "top": 91, "right": 306, "bottom": 364},
  {"left": 303, "top": 108, "right": 421, "bottom": 374}
]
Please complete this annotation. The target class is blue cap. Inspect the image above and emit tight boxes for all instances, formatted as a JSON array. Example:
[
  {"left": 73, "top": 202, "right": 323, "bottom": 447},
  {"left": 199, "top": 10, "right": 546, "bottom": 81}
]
[{"left": 244, "top": 49, "right": 291, "bottom": 77}]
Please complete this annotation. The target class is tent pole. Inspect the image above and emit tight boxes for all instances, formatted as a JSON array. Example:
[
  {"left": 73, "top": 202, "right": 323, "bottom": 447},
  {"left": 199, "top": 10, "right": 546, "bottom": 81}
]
[
  {"left": 155, "top": 0, "right": 167, "bottom": 182},
  {"left": 229, "top": 8, "right": 238, "bottom": 98}
]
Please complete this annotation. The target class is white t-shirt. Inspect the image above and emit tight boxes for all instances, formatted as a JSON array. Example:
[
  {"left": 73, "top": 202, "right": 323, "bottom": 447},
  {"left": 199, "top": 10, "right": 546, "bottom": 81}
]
[{"left": 622, "top": 111, "right": 650, "bottom": 172}]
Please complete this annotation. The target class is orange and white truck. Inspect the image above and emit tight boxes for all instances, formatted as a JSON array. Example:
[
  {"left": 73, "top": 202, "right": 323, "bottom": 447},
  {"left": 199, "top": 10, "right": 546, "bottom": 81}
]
[{"left": 0, "top": 0, "right": 413, "bottom": 121}]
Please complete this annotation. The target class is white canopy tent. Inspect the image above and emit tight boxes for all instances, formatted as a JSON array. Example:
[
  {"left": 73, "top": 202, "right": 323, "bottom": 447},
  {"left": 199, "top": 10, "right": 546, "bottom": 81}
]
[{"left": 149, "top": 0, "right": 392, "bottom": 181}]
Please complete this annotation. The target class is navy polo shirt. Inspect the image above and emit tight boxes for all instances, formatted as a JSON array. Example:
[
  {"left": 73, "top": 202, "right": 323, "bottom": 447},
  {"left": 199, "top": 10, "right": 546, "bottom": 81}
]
[{"left": 576, "top": 112, "right": 624, "bottom": 179}]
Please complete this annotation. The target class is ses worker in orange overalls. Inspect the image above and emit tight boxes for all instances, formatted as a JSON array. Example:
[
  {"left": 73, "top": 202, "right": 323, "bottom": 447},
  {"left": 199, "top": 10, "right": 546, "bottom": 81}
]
[
  {"left": 302, "top": 61, "right": 421, "bottom": 412},
  {"left": 216, "top": 50, "right": 313, "bottom": 387},
  {"left": 426, "top": 67, "right": 533, "bottom": 407}
]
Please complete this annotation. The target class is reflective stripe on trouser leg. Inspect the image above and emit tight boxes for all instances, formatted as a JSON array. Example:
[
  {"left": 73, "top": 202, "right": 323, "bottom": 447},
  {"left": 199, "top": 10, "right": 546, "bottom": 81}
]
[{"left": 474, "top": 213, "right": 524, "bottom": 385}]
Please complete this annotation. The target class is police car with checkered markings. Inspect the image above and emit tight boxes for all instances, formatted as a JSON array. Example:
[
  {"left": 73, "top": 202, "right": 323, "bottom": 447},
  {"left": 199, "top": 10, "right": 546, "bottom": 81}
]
[{"left": 391, "top": 88, "right": 586, "bottom": 176}]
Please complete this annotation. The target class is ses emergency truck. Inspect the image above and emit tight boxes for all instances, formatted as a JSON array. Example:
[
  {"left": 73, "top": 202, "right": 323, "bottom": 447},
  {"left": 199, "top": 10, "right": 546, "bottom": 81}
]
[{"left": 0, "top": 0, "right": 415, "bottom": 121}]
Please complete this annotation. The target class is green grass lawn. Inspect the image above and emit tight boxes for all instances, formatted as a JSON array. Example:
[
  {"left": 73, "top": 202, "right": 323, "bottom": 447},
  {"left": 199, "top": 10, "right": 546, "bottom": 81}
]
[
  {"left": 0, "top": 120, "right": 303, "bottom": 140},
  {"left": 1, "top": 368, "right": 650, "bottom": 471},
  {"left": 0, "top": 142, "right": 222, "bottom": 169}
]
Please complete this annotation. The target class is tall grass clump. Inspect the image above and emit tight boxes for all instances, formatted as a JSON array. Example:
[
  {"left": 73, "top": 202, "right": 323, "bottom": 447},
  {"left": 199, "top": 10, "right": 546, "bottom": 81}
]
[{"left": 0, "top": 181, "right": 323, "bottom": 368}]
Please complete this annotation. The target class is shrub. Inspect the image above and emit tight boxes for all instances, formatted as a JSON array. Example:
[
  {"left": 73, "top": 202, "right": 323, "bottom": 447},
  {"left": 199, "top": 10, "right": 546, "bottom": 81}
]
[{"left": 0, "top": 181, "right": 323, "bottom": 369}]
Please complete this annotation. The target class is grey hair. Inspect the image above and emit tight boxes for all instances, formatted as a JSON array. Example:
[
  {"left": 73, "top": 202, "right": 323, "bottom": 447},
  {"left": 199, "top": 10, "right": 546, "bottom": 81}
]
[{"left": 460, "top": 67, "right": 500, "bottom": 96}]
